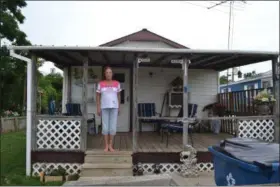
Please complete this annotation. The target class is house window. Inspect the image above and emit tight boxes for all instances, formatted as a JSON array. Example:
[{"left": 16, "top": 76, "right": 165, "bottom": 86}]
[
  {"left": 221, "top": 88, "right": 231, "bottom": 93},
  {"left": 262, "top": 81, "right": 271, "bottom": 89},
  {"left": 247, "top": 85, "right": 255, "bottom": 90}
]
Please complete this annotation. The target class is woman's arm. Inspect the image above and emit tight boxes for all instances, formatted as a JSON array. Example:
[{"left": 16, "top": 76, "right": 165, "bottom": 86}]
[
  {"left": 96, "top": 92, "right": 101, "bottom": 108},
  {"left": 96, "top": 83, "right": 101, "bottom": 116},
  {"left": 117, "top": 82, "right": 121, "bottom": 114},
  {"left": 117, "top": 92, "right": 121, "bottom": 108}
]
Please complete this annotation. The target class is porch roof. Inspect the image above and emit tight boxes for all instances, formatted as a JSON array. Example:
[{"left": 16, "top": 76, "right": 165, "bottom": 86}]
[{"left": 9, "top": 45, "right": 279, "bottom": 71}]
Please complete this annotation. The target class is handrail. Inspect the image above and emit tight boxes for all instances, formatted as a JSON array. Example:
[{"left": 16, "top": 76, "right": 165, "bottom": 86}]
[{"left": 138, "top": 115, "right": 274, "bottom": 121}]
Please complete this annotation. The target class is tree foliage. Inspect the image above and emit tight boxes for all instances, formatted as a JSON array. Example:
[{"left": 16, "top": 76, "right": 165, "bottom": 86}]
[
  {"left": 244, "top": 71, "right": 258, "bottom": 79},
  {"left": 38, "top": 72, "right": 63, "bottom": 114},
  {"left": 219, "top": 75, "right": 228, "bottom": 85},
  {"left": 0, "top": 0, "right": 31, "bottom": 115},
  {"left": 0, "top": 0, "right": 30, "bottom": 45}
]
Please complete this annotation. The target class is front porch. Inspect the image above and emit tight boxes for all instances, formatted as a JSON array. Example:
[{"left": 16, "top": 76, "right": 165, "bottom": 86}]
[
  {"left": 8, "top": 45, "right": 279, "bottom": 177},
  {"left": 87, "top": 132, "right": 233, "bottom": 152}
]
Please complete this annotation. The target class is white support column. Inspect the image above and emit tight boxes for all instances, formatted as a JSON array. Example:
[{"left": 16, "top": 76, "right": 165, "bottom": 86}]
[
  {"left": 81, "top": 55, "right": 88, "bottom": 151},
  {"left": 26, "top": 55, "right": 37, "bottom": 176},
  {"left": 180, "top": 58, "right": 198, "bottom": 177},
  {"left": 62, "top": 67, "right": 69, "bottom": 113},
  {"left": 182, "top": 58, "right": 189, "bottom": 149}
]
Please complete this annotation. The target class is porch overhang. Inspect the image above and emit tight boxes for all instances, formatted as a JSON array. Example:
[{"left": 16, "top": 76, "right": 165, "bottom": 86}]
[{"left": 8, "top": 45, "right": 279, "bottom": 71}]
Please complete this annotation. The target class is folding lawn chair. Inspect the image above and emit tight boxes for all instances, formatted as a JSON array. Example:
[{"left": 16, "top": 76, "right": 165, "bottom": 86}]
[
  {"left": 138, "top": 103, "right": 162, "bottom": 133},
  {"left": 160, "top": 103, "right": 198, "bottom": 147}
]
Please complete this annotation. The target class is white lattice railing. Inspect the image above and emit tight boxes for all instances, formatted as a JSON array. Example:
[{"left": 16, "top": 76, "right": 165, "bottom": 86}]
[
  {"left": 36, "top": 116, "right": 83, "bottom": 150},
  {"left": 238, "top": 119, "right": 275, "bottom": 142}
]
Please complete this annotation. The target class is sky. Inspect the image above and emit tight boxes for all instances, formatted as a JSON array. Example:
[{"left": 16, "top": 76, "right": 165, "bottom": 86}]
[{"left": 19, "top": 1, "right": 279, "bottom": 78}]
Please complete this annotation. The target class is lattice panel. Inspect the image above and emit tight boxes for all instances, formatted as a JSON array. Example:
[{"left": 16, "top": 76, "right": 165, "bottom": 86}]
[
  {"left": 196, "top": 162, "right": 214, "bottom": 172},
  {"left": 36, "top": 119, "right": 81, "bottom": 150},
  {"left": 32, "top": 163, "right": 82, "bottom": 176},
  {"left": 238, "top": 119, "right": 275, "bottom": 142},
  {"left": 134, "top": 162, "right": 213, "bottom": 175}
]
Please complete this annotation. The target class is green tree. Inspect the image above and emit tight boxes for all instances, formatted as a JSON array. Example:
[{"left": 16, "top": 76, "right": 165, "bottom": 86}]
[
  {"left": 38, "top": 72, "right": 63, "bottom": 114},
  {"left": 219, "top": 75, "right": 228, "bottom": 85},
  {"left": 0, "top": 0, "right": 33, "bottom": 115}
]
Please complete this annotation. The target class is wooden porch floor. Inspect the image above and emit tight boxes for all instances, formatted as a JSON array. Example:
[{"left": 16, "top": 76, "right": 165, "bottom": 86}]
[{"left": 87, "top": 132, "right": 233, "bottom": 152}]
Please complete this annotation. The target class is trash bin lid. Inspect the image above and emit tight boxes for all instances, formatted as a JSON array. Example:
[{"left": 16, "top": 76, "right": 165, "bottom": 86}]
[{"left": 219, "top": 138, "right": 279, "bottom": 167}]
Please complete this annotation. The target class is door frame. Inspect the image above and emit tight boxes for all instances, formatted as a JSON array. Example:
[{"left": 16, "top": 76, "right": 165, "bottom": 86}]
[{"left": 101, "top": 65, "right": 133, "bottom": 132}]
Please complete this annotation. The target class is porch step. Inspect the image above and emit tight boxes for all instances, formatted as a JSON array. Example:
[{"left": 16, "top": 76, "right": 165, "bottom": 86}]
[
  {"left": 85, "top": 155, "right": 132, "bottom": 164},
  {"left": 82, "top": 163, "right": 132, "bottom": 169},
  {"left": 85, "top": 151, "right": 132, "bottom": 163},
  {"left": 80, "top": 165, "right": 132, "bottom": 177},
  {"left": 85, "top": 150, "right": 132, "bottom": 155},
  {"left": 81, "top": 151, "right": 133, "bottom": 177}
]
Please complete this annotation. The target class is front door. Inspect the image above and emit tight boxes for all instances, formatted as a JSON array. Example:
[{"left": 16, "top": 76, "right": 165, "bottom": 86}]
[{"left": 112, "top": 68, "right": 130, "bottom": 132}]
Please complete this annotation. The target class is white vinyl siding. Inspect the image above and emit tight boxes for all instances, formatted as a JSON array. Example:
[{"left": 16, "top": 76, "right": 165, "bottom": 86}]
[
  {"left": 63, "top": 41, "right": 218, "bottom": 131},
  {"left": 137, "top": 67, "right": 218, "bottom": 131}
]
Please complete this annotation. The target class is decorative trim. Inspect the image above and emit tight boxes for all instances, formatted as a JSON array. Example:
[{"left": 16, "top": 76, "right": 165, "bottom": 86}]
[
  {"left": 32, "top": 163, "right": 82, "bottom": 176},
  {"left": 169, "top": 105, "right": 182, "bottom": 108}
]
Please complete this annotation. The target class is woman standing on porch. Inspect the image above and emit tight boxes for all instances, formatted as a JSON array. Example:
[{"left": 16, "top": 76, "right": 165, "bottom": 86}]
[{"left": 96, "top": 66, "right": 121, "bottom": 152}]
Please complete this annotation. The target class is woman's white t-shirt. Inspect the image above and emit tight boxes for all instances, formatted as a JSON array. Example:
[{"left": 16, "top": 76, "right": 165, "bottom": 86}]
[{"left": 96, "top": 80, "right": 121, "bottom": 109}]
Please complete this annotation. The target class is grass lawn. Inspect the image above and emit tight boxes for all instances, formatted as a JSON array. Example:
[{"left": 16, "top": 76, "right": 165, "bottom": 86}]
[{"left": 1, "top": 131, "right": 63, "bottom": 186}]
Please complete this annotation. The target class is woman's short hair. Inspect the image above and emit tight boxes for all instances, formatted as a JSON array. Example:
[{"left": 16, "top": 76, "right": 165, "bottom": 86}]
[
  {"left": 103, "top": 66, "right": 113, "bottom": 79},
  {"left": 104, "top": 66, "right": 112, "bottom": 72}
]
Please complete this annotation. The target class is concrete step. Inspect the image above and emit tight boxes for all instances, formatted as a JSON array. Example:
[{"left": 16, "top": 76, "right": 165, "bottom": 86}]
[
  {"left": 81, "top": 163, "right": 132, "bottom": 177},
  {"left": 64, "top": 174, "right": 175, "bottom": 186},
  {"left": 82, "top": 163, "right": 132, "bottom": 169},
  {"left": 80, "top": 167, "right": 132, "bottom": 177},
  {"left": 85, "top": 154, "right": 132, "bottom": 164},
  {"left": 81, "top": 150, "right": 133, "bottom": 177}
]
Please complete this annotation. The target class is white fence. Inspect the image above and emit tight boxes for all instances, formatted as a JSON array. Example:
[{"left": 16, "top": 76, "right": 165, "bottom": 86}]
[{"left": 0, "top": 116, "right": 26, "bottom": 133}]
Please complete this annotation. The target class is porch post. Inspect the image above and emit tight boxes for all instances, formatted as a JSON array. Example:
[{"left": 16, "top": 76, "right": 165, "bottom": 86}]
[
  {"left": 180, "top": 58, "right": 198, "bottom": 177},
  {"left": 272, "top": 57, "right": 279, "bottom": 143},
  {"left": 67, "top": 66, "right": 72, "bottom": 103},
  {"left": 132, "top": 58, "right": 139, "bottom": 152},
  {"left": 182, "top": 58, "right": 190, "bottom": 149},
  {"left": 26, "top": 55, "right": 37, "bottom": 176},
  {"left": 81, "top": 54, "right": 88, "bottom": 151},
  {"left": 62, "top": 67, "right": 69, "bottom": 113}
]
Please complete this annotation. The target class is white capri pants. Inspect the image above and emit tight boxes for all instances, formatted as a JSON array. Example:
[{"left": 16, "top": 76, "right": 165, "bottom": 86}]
[{"left": 101, "top": 108, "right": 118, "bottom": 135}]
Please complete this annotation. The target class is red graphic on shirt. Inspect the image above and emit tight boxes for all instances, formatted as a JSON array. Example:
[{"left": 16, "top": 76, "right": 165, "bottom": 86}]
[{"left": 100, "top": 80, "right": 119, "bottom": 88}]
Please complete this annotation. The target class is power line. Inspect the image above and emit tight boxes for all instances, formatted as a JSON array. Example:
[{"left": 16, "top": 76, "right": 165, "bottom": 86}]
[
  {"left": 208, "top": 1, "right": 246, "bottom": 11},
  {"left": 184, "top": 2, "right": 228, "bottom": 14},
  {"left": 208, "top": 0, "right": 246, "bottom": 90},
  {"left": 207, "top": 1, "right": 227, "bottom": 9}
]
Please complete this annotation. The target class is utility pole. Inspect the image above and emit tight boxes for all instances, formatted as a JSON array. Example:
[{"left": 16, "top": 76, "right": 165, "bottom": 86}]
[{"left": 208, "top": 0, "right": 246, "bottom": 91}]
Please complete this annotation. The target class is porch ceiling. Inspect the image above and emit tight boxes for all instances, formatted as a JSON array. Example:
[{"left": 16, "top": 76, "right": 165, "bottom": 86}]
[{"left": 9, "top": 46, "right": 279, "bottom": 71}]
